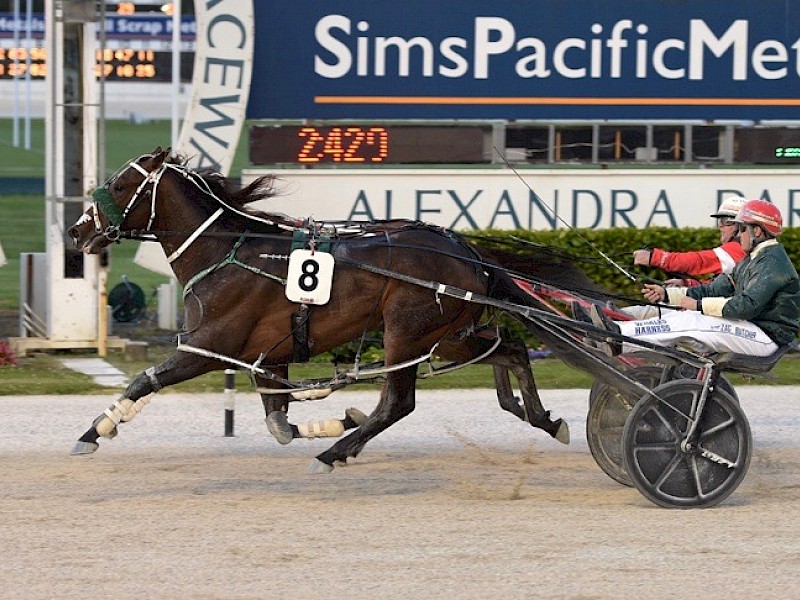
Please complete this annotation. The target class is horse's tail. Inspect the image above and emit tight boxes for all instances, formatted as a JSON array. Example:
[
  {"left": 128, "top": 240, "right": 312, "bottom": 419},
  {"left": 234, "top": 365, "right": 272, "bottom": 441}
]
[
  {"left": 468, "top": 241, "right": 614, "bottom": 302},
  {"left": 480, "top": 248, "right": 644, "bottom": 401}
]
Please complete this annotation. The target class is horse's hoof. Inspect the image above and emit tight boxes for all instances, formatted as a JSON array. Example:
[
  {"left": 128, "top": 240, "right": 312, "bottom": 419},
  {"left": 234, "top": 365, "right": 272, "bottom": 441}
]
[
  {"left": 554, "top": 419, "right": 570, "bottom": 444},
  {"left": 265, "top": 411, "right": 293, "bottom": 445},
  {"left": 345, "top": 407, "right": 368, "bottom": 426},
  {"left": 308, "top": 458, "right": 334, "bottom": 474},
  {"left": 70, "top": 441, "right": 99, "bottom": 455}
]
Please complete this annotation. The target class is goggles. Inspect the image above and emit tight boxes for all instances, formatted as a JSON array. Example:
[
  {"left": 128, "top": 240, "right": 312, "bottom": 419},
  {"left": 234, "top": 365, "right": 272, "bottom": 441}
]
[{"left": 717, "top": 217, "right": 736, "bottom": 227}]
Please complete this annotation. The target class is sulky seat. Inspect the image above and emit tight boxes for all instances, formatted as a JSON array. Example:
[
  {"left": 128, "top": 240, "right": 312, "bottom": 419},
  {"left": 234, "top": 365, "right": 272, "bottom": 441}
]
[{"left": 710, "top": 345, "right": 791, "bottom": 375}]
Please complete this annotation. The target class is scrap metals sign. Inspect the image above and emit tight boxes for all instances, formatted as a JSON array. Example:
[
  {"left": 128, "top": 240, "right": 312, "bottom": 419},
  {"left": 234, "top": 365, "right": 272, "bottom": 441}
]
[{"left": 248, "top": 0, "right": 800, "bottom": 120}]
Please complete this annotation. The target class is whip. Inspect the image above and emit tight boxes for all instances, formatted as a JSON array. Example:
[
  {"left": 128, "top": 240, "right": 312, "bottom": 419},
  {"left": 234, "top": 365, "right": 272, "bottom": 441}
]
[{"left": 493, "top": 146, "right": 640, "bottom": 283}]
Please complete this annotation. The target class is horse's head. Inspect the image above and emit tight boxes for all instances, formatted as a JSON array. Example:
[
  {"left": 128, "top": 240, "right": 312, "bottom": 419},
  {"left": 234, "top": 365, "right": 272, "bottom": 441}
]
[{"left": 68, "top": 146, "right": 170, "bottom": 253}]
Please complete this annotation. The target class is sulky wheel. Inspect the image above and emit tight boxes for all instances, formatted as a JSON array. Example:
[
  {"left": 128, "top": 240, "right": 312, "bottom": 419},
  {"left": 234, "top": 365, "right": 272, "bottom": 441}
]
[
  {"left": 587, "top": 366, "right": 670, "bottom": 486},
  {"left": 622, "top": 379, "right": 752, "bottom": 508},
  {"left": 587, "top": 366, "right": 740, "bottom": 487}
]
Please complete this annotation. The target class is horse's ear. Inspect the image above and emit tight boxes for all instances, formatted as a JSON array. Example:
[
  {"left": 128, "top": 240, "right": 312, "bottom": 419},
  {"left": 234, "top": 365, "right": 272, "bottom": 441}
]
[{"left": 152, "top": 147, "right": 170, "bottom": 167}]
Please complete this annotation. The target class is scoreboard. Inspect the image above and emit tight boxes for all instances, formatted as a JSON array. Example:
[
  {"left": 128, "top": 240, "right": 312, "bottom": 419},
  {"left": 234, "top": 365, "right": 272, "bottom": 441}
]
[
  {"left": 249, "top": 125, "right": 488, "bottom": 165},
  {"left": 0, "top": 46, "right": 194, "bottom": 81},
  {"left": 735, "top": 128, "right": 800, "bottom": 164}
]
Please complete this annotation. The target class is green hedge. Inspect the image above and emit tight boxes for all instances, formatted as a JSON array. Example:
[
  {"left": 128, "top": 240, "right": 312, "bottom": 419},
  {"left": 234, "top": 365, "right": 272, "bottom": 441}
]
[{"left": 471, "top": 226, "right": 800, "bottom": 300}]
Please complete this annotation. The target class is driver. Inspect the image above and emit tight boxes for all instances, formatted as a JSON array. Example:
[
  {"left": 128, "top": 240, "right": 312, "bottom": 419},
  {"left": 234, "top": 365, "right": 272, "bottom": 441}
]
[
  {"left": 588, "top": 200, "right": 800, "bottom": 358},
  {"left": 622, "top": 196, "right": 747, "bottom": 320},
  {"left": 632, "top": 195, "right": 747, "bottom": 287}
]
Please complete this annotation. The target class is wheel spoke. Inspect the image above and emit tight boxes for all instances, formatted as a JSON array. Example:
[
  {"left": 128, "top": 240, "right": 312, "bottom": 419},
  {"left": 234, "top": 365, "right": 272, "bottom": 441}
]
[
  {"left": 698, "top": 415, "right": 736, "bottom": 440},
  {"left": 696, "top": 444, "right": 738, "bottom": 469},
  {"left": 651, "top": 452, "right": 685, "bottom": 492},
  {"left": 598, "top": 426, "right": 624, "bottom": 435},
  {"left": 612, "top": 392, "right": 634, "bottom": 411},
  {"left": 650, "top": 403, "right": 684, "bottom": 440},
  {"left": 632, "top": 442, "right": 676, "bottom": 453},
  {"left": 688, "top": 455, "right": 705, "bottom": 500}
]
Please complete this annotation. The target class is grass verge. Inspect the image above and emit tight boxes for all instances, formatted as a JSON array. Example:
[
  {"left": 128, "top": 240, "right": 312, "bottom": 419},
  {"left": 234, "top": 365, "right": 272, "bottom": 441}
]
[{"left": 2, "top": 347, "right": 799, "bottom": 396}]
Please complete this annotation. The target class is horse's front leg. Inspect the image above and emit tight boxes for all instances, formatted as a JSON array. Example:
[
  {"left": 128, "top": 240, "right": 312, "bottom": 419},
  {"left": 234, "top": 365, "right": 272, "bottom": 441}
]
[{"left": 71, "top": 352, "right": 220, "bottom": 455}]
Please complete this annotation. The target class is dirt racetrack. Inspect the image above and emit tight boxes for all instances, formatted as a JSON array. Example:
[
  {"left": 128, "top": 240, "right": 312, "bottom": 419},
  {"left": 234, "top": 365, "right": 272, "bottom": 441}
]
[{"left": 2, "top": 386, "right": 800, "bottom": 599}]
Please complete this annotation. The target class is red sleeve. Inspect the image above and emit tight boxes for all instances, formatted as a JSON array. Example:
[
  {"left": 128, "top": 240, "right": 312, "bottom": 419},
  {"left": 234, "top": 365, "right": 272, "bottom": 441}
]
[
  {"left": 718, "top": 241, "right": 747, "bottom": 268},
  {"left": 649, "top": 246, "right": 725, "bottom": 276}
]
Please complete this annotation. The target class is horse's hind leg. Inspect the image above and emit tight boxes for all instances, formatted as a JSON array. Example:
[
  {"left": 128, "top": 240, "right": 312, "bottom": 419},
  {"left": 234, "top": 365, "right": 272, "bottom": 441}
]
[
  {"left": 495, "top": 340, "right": 569, "bottom": 444},
  {"left": 257, "top": 369, "right": 367, "bottom": 445},
  {"left": 493, "top": 365, "right": 526, "bottom": 420},
  {"left": 309, "top": 365, "right": 417, "bottom": 473},
  {"left": 440, "top": 334, "right": 569, "bottom": 444}
]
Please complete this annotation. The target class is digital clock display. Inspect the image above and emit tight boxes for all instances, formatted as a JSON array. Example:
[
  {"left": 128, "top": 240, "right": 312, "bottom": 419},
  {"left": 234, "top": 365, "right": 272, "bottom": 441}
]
[
  {"left": 249, "top": 125, "right": 487, "bottom": 165},
  {"left": 735, "top": 128, "right": 800, "bottom": 164},
  {"left": 0, "top": 46, "right": 46, "bottom": 78},
  {"left": 775, "top": 146, "right": 800, "bottom": 159},
  {"left": 0, "top": 46, "right": 193, "bottom": 81}
]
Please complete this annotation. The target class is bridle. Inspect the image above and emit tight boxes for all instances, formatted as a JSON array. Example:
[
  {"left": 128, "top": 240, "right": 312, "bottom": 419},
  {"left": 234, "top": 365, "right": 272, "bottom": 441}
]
[
  {"left": 89, "top": 152, "right": 298, "bottom": 265},
  {"left": 91, "top": 152, "right": 168, "bottom": 242}
]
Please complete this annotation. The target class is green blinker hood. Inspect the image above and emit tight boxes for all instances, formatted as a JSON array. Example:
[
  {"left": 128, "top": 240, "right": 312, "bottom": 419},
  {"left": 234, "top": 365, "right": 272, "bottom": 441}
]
[{"left": 92, "top": 187, "right": 124, "bottom": 227}]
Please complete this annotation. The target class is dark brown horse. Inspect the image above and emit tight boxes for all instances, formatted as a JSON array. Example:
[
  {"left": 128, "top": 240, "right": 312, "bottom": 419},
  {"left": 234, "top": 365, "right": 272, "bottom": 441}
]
[{"left": 68, "top": 147, "right": 620, "bottom": 472}]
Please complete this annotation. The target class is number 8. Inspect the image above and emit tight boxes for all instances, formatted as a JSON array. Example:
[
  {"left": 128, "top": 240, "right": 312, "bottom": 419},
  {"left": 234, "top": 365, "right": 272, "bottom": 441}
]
[{"left": 299, "top": 259, "right": 320, "bottom": 291}]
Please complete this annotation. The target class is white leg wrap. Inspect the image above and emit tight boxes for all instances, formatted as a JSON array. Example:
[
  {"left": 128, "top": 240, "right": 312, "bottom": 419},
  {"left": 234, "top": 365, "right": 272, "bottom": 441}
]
[
  {"left": 121, "top": 395, "right": 151, "bottom": 422},
  {"left": 94, "top": 416, "right": 118, "bottom": 438},
  {"left": 94, "top": 398, "right": 136, "bottom": 438},
  {"left": 103, "top": 398, "right": 133, "bottom": 423},
  {"left": 297, "top": 419, "right": 345, "bottom": 439}
]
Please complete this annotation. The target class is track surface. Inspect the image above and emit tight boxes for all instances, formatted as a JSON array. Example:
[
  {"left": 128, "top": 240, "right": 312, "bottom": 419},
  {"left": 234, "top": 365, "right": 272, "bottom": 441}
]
[{"left": 2, "top": 387, "right": 800, "bottom": 598}]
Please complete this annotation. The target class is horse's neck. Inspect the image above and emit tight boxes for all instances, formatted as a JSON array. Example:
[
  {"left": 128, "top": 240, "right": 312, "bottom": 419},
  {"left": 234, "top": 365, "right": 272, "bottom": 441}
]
[
  {"left": 154, "top": 205, "right": 228, "bottom": 284},
  {"left": 157, "top": 208, "right": 290, "bottom": 288}
]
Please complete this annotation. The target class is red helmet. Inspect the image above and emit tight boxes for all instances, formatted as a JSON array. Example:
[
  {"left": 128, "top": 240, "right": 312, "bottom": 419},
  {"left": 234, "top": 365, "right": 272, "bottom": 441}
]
[{"left": 734, "top": 199, "right": 783, "bottom": 236}]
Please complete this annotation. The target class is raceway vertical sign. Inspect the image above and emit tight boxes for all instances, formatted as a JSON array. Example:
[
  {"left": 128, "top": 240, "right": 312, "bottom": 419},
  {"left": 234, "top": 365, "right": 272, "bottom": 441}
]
[{"left": 178, "top": 0, "right": 253, "bottom": 175}]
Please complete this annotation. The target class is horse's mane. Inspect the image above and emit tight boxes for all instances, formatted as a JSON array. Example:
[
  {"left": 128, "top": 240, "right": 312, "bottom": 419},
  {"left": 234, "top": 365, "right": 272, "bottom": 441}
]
[{"left": 167, "top": 154, "right": 293, "bottom": 232}]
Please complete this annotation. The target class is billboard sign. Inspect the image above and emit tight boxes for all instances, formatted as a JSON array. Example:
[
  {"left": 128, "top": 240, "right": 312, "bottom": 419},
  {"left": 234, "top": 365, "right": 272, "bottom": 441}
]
[
  {"left": 248, "top": 0, "right": 800, "bottom": 120},
  {"left": 241, "top": 168, "right": 800, "bottom": 231}
]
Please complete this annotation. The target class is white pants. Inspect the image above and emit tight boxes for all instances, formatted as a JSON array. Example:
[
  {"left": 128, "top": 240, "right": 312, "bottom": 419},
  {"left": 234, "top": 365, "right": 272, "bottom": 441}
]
[
  {"left": 617, "top": 311, "right": 779, "bottom": 357},
  {"left": 621, "top": 304, "right": 675, "bottom": 320}
]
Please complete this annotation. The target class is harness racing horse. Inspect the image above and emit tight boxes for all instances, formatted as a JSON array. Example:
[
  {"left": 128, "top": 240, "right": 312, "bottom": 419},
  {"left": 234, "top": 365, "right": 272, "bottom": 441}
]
[{"left": 68, "top": 147, "right": 610, "bottom": 472}]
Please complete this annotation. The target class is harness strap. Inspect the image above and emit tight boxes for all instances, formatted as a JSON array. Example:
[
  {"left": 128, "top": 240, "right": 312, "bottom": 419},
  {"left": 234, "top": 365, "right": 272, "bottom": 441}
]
[
  {"left": 176, "top": 343, "right": 294, "bottom": 387},
  {"left": 167, "top": 208, "right": 224, "bottom": 263},
  {"left": 346, "top": 341, "right": 441, "bottom": 379},
  {"left": 183, "top": 235, "right": 286, "bottom": 297},
  {"left": 144, "top": 366, "right": 163, "bottom": 392},
  {"left": 418, "top": 331, "right": 502, "bottom": 378}
]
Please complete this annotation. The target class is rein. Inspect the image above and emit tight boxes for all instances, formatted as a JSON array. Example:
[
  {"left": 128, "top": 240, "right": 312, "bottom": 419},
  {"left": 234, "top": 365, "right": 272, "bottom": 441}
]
[{"left": 493, "top": 146, "right": 641, "bottom": 284}]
